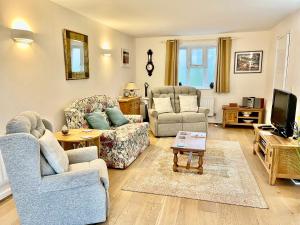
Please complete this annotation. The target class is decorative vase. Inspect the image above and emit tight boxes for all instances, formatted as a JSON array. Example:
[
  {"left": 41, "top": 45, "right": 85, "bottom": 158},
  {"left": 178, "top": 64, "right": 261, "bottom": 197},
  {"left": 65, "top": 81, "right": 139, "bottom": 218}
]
[{"left": 61, "top": 125, "right": 69, "bottom": 136}]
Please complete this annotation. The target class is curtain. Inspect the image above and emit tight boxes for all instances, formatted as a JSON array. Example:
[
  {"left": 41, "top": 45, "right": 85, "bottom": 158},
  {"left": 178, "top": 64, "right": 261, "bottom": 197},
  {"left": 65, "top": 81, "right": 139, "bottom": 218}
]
[
  {"left": 216, "top": 37, "right": 232, "bottom": 93},
  {"left": 165, "top": 40, "right": 179, "bottom": 86}
]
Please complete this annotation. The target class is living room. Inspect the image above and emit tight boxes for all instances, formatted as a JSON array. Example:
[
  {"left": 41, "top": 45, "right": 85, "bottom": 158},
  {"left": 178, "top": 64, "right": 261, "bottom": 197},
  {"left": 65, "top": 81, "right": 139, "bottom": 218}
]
[{"left": 1, "top": 0, "right": 300, "bottom": 225}]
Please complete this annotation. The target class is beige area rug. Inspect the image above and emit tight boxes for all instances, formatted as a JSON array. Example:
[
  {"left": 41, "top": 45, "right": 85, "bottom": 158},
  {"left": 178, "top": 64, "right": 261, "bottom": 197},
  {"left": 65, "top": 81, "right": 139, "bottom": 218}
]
[{"left": 122, "top": 139, "right": 268, "bottom": 208}]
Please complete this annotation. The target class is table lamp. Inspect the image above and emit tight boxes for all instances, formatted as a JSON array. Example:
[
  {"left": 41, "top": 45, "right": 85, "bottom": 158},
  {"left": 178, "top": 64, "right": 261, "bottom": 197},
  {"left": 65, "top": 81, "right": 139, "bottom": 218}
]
[{"left": 124, "top": 82, "right": 139, "bottom": 97}]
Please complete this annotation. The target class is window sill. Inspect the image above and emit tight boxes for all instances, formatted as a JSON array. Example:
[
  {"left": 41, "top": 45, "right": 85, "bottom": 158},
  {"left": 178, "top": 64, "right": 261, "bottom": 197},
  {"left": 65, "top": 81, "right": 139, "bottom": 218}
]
[{"left": 192, "top": 87, "right": 213, "bottom": 90}]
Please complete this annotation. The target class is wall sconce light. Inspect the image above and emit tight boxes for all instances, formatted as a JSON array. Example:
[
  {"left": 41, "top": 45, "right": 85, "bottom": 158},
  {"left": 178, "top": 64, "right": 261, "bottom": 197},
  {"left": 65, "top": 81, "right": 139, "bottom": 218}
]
[
  {"left": 101, "top": 48, "right": 112, "bottom": 57},
  {"left": 11, "top": 29, "right": 34, "bottom": 44}
]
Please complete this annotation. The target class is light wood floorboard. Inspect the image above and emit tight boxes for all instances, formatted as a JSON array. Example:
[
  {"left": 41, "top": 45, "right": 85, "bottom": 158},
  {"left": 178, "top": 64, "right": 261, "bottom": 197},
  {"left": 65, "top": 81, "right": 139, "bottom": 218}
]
[{"left": 1, "top": 125, "right": 300, "bottom": 225}]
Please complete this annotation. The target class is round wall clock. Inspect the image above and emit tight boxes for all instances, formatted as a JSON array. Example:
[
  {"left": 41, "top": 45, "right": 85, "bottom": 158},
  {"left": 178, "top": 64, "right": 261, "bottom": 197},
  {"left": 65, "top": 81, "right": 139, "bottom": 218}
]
[{"left": 146, "top": 49, "right": 154, "bottom": 76}]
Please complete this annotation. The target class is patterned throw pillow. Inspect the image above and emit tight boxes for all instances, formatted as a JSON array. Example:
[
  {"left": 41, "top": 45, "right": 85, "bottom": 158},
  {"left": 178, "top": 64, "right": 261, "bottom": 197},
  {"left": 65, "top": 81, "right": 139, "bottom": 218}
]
[
  {"left": 153, "top": 97, "right": 174, "bottom": 114},
  {"left": 179, "top": 95, "right": 198, "bottom": 112}
]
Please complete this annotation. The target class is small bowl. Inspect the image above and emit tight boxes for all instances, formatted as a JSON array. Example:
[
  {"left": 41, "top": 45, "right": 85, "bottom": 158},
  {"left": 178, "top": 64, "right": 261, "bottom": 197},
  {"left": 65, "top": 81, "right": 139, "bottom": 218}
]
[
  {"left": 61, "top": 130, "right": 69, "bottom": 136},
  {"left": 243, "top": 112, "right": 251, "bottom": 117},
  {"left": 243, "top": 119, "right": 254, "bottom": 123}
]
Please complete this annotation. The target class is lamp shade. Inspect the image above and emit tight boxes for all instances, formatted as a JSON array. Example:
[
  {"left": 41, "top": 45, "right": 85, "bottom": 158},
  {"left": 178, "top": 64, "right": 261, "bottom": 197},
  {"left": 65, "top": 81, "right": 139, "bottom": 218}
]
[{"left": 125, "top": 82, "right": 139, "bottom": 90}]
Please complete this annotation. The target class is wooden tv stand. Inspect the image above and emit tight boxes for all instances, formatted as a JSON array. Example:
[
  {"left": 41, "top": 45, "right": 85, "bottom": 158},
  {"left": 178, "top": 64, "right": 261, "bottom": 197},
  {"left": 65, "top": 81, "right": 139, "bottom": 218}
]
[
  {"left": 253, "top": 124, "right": 300, "bottom": 185},
  {"left": 222, "top": 105, "right": 264, "bottom": 128}
]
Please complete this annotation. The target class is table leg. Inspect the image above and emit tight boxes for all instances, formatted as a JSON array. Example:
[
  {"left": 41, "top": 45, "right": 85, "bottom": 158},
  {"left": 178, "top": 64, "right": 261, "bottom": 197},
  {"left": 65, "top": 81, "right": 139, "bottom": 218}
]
[
  {"left": 198, "top": 153, "right": 204, "bottom": 174},
  {"left": 173, "top": 150, "right": 179, "bottom": 172},
  {"left": 186, "top": 152, "right": 192, "bottom": 169},
  {"left": 95, "top": 138, "right": 101, "bottom": 158},
  {"left": 73, "top": 142, "right": 80, "bottom": 149}
]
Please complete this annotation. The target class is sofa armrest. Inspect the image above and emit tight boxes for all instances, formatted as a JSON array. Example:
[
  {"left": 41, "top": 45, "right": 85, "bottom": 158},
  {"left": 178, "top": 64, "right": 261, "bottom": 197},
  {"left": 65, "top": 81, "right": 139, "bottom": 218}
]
[
  {"left": 148, "top": 109, "right": 158, "bottom": 118},
  {"left": 99, "top": 130, "right": 116, "bottom": 148},
  {"left": 124, "top": 114, "right": 143, "bottom": 123},
  {"left": 40, "top": 169, "right": 99, "bottom": 193},
  {"left": 66, "top": 146, "right": 98, "bottom": 164},
  {"left": 97, "top": 159, "right": 109, "bottom": 190},
  {"left": 198, "top": 107, "right": 210, "bottom": 115}
]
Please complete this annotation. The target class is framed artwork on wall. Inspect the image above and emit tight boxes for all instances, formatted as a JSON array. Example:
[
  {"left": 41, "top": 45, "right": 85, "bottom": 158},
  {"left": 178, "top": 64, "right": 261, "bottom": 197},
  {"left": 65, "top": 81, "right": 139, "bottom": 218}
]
[
  {"left": 121, "top": 48, "right": 130, "bottom": 67},
  {"left": 234, "top": 51, "right": 263, "bottom": 74},
  {"left": 63, "top": 29, "right": 89, "bottom": 80}
]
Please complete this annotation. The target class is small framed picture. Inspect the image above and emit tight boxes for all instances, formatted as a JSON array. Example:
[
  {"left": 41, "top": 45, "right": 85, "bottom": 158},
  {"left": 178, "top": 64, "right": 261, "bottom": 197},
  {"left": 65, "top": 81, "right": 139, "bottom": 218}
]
[
  {"left": 234, "top": 51, "right": 263, "bottom": 74},
  {"left": 121, "top": 48, "right": 130, "bottom": 67}
]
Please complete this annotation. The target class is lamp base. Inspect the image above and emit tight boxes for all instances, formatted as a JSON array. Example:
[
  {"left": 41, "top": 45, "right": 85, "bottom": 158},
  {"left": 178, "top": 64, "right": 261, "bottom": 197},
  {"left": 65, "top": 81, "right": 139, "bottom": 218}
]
[{"left": 129, "top": 90, "right": 136, "bottom": 97}]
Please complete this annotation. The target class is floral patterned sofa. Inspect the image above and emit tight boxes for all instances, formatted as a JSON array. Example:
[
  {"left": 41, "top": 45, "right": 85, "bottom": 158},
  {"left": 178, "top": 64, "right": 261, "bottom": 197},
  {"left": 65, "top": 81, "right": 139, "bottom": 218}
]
[{"left": 64, "top": 95, "right": 150, "bottom": 169}]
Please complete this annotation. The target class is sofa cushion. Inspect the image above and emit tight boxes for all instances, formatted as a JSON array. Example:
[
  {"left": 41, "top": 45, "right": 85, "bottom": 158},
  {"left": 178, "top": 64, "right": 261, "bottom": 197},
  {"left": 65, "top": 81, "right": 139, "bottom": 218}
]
[
  {"left": 150, "top": 86, "right": 175, "bottom": 110},
  {"left": 153, "top": 97, "right": 174, "bottom": 114},
  {"left": 174, "top": 86, "right": 200, "bottom": 113},
  {"left": 181, "top": 112, "right": 206, "bottom": 123},
  {"left": 114, "top": 123, "right": 146, "bottom": 141},
  {"left": 84, "top": 111, "right": 110, "bottom": 130},
  {"left": 39, "top": 130, "right": 69, "bottom": 174},
  {"left": 179, "top": 95, "right": 198, "bottom": 112},
  {"left": 158, "top": 113, "right": 182, "bottom": 124},
  {"left": 106, "top": 107, "right": 129, "bottom": 127}
]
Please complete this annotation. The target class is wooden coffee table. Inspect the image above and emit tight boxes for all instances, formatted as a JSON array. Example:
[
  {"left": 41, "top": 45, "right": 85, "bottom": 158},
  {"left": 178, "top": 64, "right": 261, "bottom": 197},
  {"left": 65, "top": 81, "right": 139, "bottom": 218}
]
[{"left": 171, "top": 131, "right": 207, "bottom": 174}]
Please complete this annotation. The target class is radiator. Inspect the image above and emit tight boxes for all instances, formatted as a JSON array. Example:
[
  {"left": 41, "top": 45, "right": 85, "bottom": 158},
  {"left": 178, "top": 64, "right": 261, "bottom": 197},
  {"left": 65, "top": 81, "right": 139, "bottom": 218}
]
[
  {"left": 0, "top": 152, "right": 11, "bottom": 200},
  {"left": 200, "top": 96, "right": 215, "bottom": 117}
]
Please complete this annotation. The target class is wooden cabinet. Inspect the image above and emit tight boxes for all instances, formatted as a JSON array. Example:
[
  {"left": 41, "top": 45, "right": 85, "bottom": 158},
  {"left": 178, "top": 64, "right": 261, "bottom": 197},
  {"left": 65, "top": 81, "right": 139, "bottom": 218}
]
[
  {"left": 223, "top": 110, "right": 238, "bottom": 124},
  {"left": 118, "top": 96, "right": 141, "bottom": 115},
  {"left": 222, "top": 105, "right": 264, "bottom": 128},
  {"left": 253, "top": 124, "right": 300, "bottom": 185}
]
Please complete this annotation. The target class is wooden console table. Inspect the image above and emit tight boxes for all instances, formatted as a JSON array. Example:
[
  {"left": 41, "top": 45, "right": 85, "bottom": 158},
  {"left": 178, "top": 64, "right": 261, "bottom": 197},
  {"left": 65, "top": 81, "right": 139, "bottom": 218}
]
[
  {"left": 253, "top": 124, "right": 300, "bottom": 185},
  {"left": 118, "top": 96, "right": 141, "bottom": 115},
  {"left": 222, "top": 105, "right": 264, "bottom": 128}
]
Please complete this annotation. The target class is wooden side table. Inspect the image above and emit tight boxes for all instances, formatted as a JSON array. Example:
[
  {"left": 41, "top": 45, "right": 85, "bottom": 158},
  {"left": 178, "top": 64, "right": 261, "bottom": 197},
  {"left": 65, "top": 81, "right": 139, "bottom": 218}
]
[
  {"left": 54, "top": 129, "right": 101, "bottom": 156},
  {"left": 118, "top": 96, "right": 141, "bottom": 115}
]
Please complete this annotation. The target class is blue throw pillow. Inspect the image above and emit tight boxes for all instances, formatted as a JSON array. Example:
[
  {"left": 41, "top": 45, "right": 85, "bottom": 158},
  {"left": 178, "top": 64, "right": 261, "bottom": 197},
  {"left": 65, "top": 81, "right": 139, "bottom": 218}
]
[
  {"left": 84, "top": 111, "right": 110, "bottom": 130},
  {"left": 105, "top": 107, "right": 129, "bottom": 127}
]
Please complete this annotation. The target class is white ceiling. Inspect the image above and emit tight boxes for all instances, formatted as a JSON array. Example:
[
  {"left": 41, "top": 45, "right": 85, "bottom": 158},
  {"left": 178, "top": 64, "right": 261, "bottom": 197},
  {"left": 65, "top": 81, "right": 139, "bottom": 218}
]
[{"left": 51, "top": 0, "right": 300, "bottom": 37}]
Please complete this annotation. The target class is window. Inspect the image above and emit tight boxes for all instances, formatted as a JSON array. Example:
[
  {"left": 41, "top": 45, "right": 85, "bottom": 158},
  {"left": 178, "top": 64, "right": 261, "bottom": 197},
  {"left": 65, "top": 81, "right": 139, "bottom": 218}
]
[{"left": 178, "top": 45, "right": 217, "bottom": 89}]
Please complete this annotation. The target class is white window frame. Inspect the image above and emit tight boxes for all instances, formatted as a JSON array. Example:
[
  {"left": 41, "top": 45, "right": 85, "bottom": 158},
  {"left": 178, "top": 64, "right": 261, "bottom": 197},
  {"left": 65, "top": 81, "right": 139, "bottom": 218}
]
[{"left": 179, "top": 45, "right": 217, "bottom": 89}]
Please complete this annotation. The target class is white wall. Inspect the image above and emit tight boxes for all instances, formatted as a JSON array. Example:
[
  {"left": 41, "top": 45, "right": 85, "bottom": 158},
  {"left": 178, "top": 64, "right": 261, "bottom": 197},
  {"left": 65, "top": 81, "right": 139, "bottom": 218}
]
[
  {"left": 265, "top": 9, "right": 300, "bottom": 122},
  {"left": 0, "top": 0, "right": 135, "bottom": 131},
  {"left": 135, "top": 31, "right": 271, "bottom": 123}
]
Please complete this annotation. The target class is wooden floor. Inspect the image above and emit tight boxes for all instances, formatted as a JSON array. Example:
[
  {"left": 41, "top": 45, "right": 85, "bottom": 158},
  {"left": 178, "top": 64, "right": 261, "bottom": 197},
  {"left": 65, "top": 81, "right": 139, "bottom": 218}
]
[{"left": 1, "top": 125, "right": 300, "bottom": 225}]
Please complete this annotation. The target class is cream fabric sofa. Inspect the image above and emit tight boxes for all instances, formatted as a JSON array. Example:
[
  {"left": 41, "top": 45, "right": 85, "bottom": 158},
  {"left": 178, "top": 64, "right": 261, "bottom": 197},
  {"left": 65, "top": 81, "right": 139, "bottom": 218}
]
[{"left": 148, "top": 86, "right": 209, "bottom": 137}]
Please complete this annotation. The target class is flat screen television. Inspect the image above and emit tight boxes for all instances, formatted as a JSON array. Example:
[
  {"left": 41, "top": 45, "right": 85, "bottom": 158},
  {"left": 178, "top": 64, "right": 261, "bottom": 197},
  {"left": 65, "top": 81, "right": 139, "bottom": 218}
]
[{"left": 271, "top": 89, "right": 297, "bottom": 138}]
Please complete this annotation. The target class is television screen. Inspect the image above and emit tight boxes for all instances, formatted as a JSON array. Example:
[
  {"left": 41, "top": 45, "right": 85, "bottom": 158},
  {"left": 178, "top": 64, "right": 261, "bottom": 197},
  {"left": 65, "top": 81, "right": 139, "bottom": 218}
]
[
  {"left": 271, "top": 89, "right": 297, "bottom": 138},
  {"left": 271, "top": 91, "right": 289, "bottom": 127}
]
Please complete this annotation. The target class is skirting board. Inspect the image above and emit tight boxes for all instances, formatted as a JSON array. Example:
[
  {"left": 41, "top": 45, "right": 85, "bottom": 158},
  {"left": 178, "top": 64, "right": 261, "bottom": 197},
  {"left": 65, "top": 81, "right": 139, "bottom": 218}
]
[{"left": 0, "top": 184, "right": 11, "bottom": 200}]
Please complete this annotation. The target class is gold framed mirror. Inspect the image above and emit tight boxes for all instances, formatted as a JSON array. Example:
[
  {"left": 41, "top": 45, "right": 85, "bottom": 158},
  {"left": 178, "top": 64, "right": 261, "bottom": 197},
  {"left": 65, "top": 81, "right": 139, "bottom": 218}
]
[{"left": 63, "top": 29, "right": 89, "bottom": 80}]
